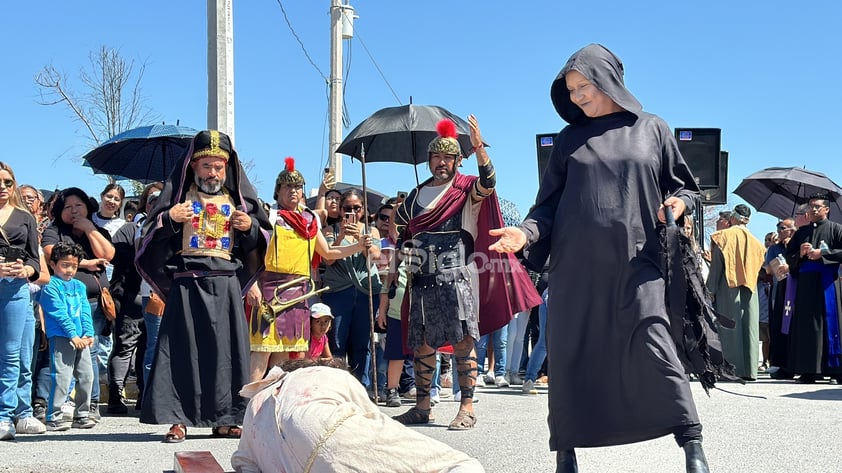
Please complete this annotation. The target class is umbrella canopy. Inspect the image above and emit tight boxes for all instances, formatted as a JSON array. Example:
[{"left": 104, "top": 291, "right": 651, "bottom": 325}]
[
  {"left": 336, "top": 104, "right": 485, "bottom": 164},
  {"left": 734, "top": 166, "right": 842, "bottom": 223},
  {"left": 304, "top": 182, "right": 388, "bottom": 216},
  {"left": 82, "top": 124, "right": 198, "bottom": 183}
]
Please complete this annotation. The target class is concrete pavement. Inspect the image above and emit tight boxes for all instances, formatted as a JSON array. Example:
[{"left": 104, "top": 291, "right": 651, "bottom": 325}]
[{"left": 1, "top": 374, "right": 840, "bottom": 472}]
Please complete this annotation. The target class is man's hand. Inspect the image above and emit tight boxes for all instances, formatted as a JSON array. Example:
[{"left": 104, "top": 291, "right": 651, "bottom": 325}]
[
  {"left": 800, "top": 242, "right": 813, "bottom": 257},
  {"left": 658, "top": 197, "right": 687, "bottom": 224},
  {"left": 246, "top": 283, "right": 262, "bottom": 307},
  {"left": 488, "top": 227, "right": 527, "bottom": 254},
  {"left": 468, "top": 114, "right": 486, "bottom": 160},
  {"left": 231, "top": 210, "right": 253, "bottom": 232},
  {"left": 169, "top": 201, "right": 194, "bottom": 223},
  {"left": 320, "top": 170, "right": 336, "bottom": 194}
]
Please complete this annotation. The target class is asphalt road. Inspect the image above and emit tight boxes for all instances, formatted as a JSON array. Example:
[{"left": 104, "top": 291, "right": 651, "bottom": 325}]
[{"left": 2, "top": 374, "right": 841, "bottom": 472}]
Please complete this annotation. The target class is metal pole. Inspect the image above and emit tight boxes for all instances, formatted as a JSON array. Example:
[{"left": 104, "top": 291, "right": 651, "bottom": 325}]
[
  {"left": 360, "top": 143, "right": 378, "bottom": 401},
  {"left": 207, "top": 0, "right": 235, "bottom": 143},
  {"left": 328, "top": 0, "right": 343, "bottom": 181}
]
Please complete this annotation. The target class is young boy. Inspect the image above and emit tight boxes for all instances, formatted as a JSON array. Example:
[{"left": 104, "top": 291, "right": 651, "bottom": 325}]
[
  {"left": 307, "top": 303, "right": 333, "bottom": 360},
  {"left": 39, "top": 242, "right": 96, "bottom": 431}
]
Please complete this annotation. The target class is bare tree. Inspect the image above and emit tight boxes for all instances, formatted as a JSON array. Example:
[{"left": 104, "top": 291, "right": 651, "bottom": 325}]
[{"left": 35, "top": 45, "right": 157, "bottom": 193}]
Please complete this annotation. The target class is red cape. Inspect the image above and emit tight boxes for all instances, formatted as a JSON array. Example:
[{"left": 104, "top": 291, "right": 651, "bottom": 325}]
[{"left": 400, "top": 173, "right": 542, "bottom": 351}]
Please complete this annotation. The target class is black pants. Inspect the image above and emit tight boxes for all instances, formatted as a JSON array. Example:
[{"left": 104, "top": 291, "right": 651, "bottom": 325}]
[
  {"left": 673, "top": 422, "right": 704, "bottom": 447},
  {"left": 107, "top": 312, "right": 145, "bottom": 401}
]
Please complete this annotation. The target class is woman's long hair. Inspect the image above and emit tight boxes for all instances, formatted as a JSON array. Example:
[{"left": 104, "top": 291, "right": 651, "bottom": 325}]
[{"left": 0, "top": 161, "right": 32, "bottom": 214}]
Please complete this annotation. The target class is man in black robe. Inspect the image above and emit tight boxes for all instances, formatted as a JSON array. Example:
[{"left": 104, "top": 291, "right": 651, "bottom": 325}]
[
  {"left": 782, "top": 193, "right": 842, "bottom": 383},
  {"left": 136, "top": 130, "right": 270, "bottom": 442},
  {"left": 490, "top": 44, "right": 710, "bottom": 472}
]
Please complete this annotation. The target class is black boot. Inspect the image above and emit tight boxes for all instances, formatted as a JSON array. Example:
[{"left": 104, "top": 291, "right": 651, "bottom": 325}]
[
  {"left": 683, "top": 440, "right": 710, "bottom": 473},
  {"left": 556, "top": 449, "right": 578, "bottom": 473}
]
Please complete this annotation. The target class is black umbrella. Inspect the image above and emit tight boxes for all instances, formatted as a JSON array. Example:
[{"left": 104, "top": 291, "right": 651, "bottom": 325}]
[
  {"left": 82, "top": 124, "right": 198, "bottom": 183},
  {"left": 734, "top": 166, "right": 842, "bottom": 223},
  {"left": 304, "top": 182, "right": 387, "bottom": 216},
  {"left": 336, "top": 104, "right": 485, "bottom": 165}
]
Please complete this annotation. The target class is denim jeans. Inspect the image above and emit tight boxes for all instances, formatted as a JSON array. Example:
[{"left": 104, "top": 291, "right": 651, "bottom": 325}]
[
  {"left": 0, "top": 279, "right": 32, "bottom": 422},
  {"left": 506, "top": 311, "right": 528, "bottom": 374},
  {"left": 142, "top": 296, "right": 162, "bottom": 388},
  {"left": 322, "top": 286, "right": 377, "bottom": 388},
  {"left": 87, "top": 299, "right": 108, "bottom": 402},
  {"left": 525, "top": 288, "right": 549, "bottom": 382},
  {"left": 14, "top": 308, "right": 36, "bottom": 419},
  {"left": 476, "top": 326, "right": 508, "bottom": 377}
]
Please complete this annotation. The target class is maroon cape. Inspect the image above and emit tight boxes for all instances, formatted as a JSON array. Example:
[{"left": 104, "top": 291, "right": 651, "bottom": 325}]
[{"left": 401, "top": 173, "right": 542, "bottom": 350}]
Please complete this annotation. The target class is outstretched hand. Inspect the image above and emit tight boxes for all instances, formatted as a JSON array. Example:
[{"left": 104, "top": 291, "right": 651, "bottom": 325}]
[{"left": 488, "top": 227, "right": 527, "bottom": 254}]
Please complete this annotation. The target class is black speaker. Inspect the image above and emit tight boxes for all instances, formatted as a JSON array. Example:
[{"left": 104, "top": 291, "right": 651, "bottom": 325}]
[
  {"left": 536, "top": 133, "right": 555, "bottom": 185},
  {"left": 699, "top": 150, "right": 728, "bottom": 205},
  {"left": 675, "top": 128, "right": 721, "bottom": 188}
]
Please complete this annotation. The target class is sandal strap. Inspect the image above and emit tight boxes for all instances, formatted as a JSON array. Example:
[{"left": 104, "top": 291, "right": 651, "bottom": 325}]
[
  {"left": 448, "top": 409, "right": 477, "bottom": 430},
  {"left": 392, "top": 406, "right": 434, "bottom": 425}
]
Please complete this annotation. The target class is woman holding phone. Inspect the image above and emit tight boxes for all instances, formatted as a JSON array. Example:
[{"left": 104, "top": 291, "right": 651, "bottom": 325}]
[
  {"left": 321, "top": 188, "right": 382, "bottom": 391},
  {"left": 0, "top": 162, "right": 44, "bottom": 440}
]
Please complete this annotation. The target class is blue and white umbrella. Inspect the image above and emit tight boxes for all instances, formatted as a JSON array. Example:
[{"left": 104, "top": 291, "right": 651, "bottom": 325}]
[{"left": 82, "top": 124, "right": 198, "bottom": 183}]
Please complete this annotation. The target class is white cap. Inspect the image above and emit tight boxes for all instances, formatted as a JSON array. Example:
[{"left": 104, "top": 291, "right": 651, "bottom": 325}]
[{"left": 310, "top": 302, "right": 333, "bottom": 319}]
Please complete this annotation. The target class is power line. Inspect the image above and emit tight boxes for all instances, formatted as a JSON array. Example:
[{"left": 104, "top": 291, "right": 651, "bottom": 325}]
[
  {"left": 346, "top": 19, "right": 403, "bottom": 105},
  {"left": 275, "top": 0, "right": 328, "bottom": 84}
]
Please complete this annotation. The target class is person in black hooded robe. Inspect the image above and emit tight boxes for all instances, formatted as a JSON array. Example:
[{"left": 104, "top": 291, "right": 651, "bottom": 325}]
[
  {"left": 136, "top": 130, "right": 270, "bottom": 443},
  {"left": 489, "top": 44, "right": 710, "bottom": 473}
]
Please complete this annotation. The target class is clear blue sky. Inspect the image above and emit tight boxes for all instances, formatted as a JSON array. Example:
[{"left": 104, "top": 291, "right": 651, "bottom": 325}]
[{"left": 4, "top": 1, "right": 841, "bottom": 240}]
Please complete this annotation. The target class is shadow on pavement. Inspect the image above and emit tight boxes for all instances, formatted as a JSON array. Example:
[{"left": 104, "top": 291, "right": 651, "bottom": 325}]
[{"left": 782, "top": 388, "right": 842, "bottom": 401}]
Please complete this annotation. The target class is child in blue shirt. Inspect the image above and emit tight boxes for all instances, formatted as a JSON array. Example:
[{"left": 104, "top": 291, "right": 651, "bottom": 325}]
[{"left": 39, "top": 242, "right": 96, "bottom": 431}]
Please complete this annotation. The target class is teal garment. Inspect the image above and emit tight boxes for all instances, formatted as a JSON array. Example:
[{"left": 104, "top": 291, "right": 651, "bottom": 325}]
[
  {"left": 323, "top": 229, "right": 382, "bottom": 295},
  {"left": 707, "top": 244, "right": 760, "bottom": 379},
  {"left": 386, "top": 264, "right": 407, "bottom": 321}
]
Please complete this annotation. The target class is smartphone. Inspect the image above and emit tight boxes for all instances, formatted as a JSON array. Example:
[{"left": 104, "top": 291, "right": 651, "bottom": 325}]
[
  {"left": 398, "top": 191, "right": 407, "bottom": 199},
  {"left": 4, "top": 247, "right": 25, "bottom": 262},
  {"left": 344, "top": 211, "right": 357, "bottom": 225}
]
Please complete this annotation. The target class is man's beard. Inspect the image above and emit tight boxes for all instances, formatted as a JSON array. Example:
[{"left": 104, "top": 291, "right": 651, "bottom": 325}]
[
  {"left": 195, "top": 174, "right": 223, "bottom": 194},
  {"left": 432, "top": 165, "right": 455, "bottom": 182}
]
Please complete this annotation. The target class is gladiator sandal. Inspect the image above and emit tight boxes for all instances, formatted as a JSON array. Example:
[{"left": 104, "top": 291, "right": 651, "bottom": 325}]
[
  {"left": 454, "top": 354, "right": 478, "bottom": 401},
  {"left": 392, "top": 351, "right": 437, "bottom": 425}
]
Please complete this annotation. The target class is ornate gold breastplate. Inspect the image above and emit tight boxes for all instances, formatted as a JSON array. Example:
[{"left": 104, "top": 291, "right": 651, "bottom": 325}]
[{"left": 181, "top": 185, "right": 235, "bottom": 260}]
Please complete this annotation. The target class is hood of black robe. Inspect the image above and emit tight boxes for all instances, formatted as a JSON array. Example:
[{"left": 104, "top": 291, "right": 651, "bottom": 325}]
[
  {"left": 550, "top": 44, "right": 643, "bottom": 125},
  {"left": 135, "top": 131, "right": 271, "bottom": 301}
]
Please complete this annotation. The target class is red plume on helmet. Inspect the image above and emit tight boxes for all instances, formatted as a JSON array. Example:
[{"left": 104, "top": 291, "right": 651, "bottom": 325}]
[
  {"left": 436, "top": 119, "right": 458, "bottom": 139},
  {"left": 284, "top": 156, "right": 295, "bottom": 171}
]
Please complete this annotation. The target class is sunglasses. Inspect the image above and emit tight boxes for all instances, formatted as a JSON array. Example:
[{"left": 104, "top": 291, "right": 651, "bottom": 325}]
[
  {"left": 377, "top": 214, "right": 390, "bottom": 222},
  {"left": 0, "top": 179, "right": 14, "bottom": 188},
  {"left": 343, "top": 205, "right": 363, "bottom": 212}
]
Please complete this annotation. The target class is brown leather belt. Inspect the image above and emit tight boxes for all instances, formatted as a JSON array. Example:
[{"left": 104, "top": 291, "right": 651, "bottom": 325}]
[{"left": 173, "top": 270, "right": 236, "bottom": 279}]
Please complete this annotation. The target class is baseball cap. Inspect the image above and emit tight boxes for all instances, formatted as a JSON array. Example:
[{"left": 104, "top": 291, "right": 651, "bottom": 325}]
[{"left": 310, "top": 302, "right": 333, "bottom": 319}]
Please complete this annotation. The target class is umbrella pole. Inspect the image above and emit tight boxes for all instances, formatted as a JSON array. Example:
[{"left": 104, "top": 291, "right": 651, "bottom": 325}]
[{"left": 360, "top": 144, "right": 379, "bottom": 402}]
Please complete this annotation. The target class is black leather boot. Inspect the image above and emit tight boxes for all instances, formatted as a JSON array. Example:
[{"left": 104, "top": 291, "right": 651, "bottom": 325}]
[
  {"left": 683, "top": 440, "right": 710, "bottom": 473},
  {"left": 556, "top": 449, "right": 578, "bottom": 473}
]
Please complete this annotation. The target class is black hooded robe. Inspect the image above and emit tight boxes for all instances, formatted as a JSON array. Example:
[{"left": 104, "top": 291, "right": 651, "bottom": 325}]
[
  {"left": 136, "top": 136, "right": 270, "bottom": 428},
  {"left": 520, "top": 44, "right": 701, "bottom": 451}
]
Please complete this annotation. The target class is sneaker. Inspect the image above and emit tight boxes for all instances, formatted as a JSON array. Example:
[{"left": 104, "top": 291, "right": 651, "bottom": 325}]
[
  {"left": 475, "top": 375, "right": 486, "bottom": 388},
  {"left": 506, "top": 371, "right": 523, "bottom": 385},
  {"left": 45, "top": 420, "right": 71, "bottom": 431},
  {"left": 482, "top": 373, "right": 495, "bottom": 386},
  {"left": 0, "top": 420, "right": 15, "bottom": 441},
  {"left": 60, "top": 401, "right": 75, "bottom": 420},
  {"left": 89, "top": 401, "right": 101, "bottom": 423},
  {"left": 71, "top": 417, "right": 96, "bottom": 429},
  {"left": 495, "top": 375, "right": 510, "bottom": 388},
  {"left": 430, "top": 392, "right": 441, "bottom": 406},
  {"left": 15, "top": 417, "right": 46, "bottom": 434},
  {"left": 385, "top": 388, "right": 401, "bottom": 408},
  {"left": 400, "top": 387, "right": 417, "bottom": 400},
  {"left": 522, "top": 379, "right": 538, "bottom": 395},
  {"left": 32, "top": 399, "right": 47, "bottom": 423},
  {"left": 107, "top": 400, "right": 128, "bottom": 415}
]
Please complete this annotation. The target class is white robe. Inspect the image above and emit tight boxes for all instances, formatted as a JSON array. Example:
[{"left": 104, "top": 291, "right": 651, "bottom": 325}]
[{"left": 231, "top": 366, "right": 484, "bottom": 473}]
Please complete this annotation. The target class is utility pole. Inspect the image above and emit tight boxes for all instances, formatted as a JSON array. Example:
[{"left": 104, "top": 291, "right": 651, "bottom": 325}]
[
  {"left": 328, "top": 1, "right": 356, "bottom": 182},
  {"left": 328, "top": 0, "right": 344, "bottom": 181},
  {"left": 208, "top": 0, "right": 235, "bottom": 144}
]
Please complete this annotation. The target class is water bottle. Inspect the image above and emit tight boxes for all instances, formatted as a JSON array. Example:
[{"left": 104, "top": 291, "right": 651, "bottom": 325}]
[
  {"left": 819, "top": 240, "right": 829, "bottom": 251},
  {"left": 776, "top": 254, "right": 788, "bottom": 280}
]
